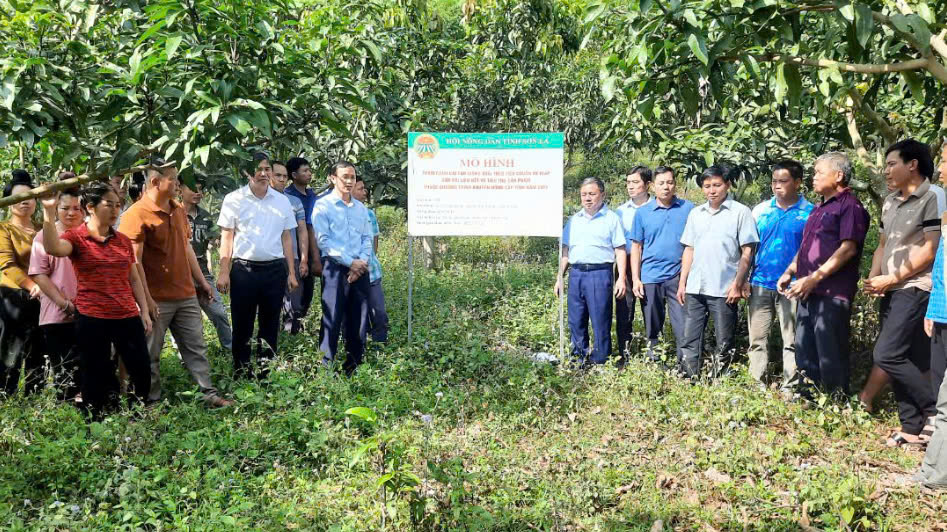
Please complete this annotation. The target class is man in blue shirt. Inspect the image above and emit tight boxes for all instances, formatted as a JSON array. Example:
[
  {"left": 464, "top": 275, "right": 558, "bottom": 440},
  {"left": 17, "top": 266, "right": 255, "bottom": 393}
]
[
  {"left": 313, "top": 161, "right": 373, "bottom": 374},
  {"left": 555, "top": 177, "right": 627, "bottom": 366},
  {"left": 352, "top": 176, "right": 388, "bottom": 343},
  {"left": 271, "top": 161, "right": 309, "bottom": 335},
  {"left": 614, "top": 165, "right": 653, "bottom": 363},
  {"left": 679, "top": 165, "right": 760, "bottom": 380},
  {"left": 629, "top": 166, "right": 693, "bottom": 367},
  {"left": 285, "top": 157, "right": 323, "bottom": 321},
  {"left": 747, "top": 160, "right": 814, "bottom": 388}
]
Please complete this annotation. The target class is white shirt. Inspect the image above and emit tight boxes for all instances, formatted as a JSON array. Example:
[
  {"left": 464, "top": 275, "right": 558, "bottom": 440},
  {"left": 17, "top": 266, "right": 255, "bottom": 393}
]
[
  {"left": 929, "top": 182, "right": 946, "bottom": 215},
  {"left": 218, "top": 185, "right": 296, "bottom": 261}
]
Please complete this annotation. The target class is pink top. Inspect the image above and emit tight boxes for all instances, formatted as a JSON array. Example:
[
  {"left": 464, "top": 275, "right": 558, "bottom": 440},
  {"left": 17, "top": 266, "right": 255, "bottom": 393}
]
[{"left": 28, "top": 228, "right": 79, "bottom": 326}]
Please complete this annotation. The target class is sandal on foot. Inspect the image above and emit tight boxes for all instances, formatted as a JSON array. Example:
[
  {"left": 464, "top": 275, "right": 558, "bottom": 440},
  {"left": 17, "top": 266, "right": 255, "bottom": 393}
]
[{"left": 886, "top": 432, "right": 928, "bottom": 449}]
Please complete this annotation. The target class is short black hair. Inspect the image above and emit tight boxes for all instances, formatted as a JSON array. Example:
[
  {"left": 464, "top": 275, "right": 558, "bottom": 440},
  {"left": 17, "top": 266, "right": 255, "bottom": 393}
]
[
  {"left": 653, "top": 166, "right": 674, "bottom": 179},
  {"left": 580, "top": 176, "right": 605, "bottom": 193},
  {"left": 2, "top": 169, "right": 33, "bottom": 197},
  {"left": 128, "top": 171, "right": 146, "bottom": 202},
  {"left": 286, "top": 157, "right": 310, "bottom": 179},
  {"left": 244, "top": 151, "right": 271, "bottom": 174},
  {"left": 329, "top": 161, "right": 356, "bottom": 177},
  {"left": 271, "top": 160, "right": 286, "bottom": 170},
  {"left": 627, "top": 165, "right": 653, "bottom": 183},
  {"left": 81, "top": 182, "right": 117, "bottom": 213},
  {"left": 886, "top": 139, "right": 934, "bottom": 178},
  {"left": 772, "top": 160, "right": 804, "bottom": 181},
  {"left": 697, "top": 165, "right": 732, "bottom": 187}
]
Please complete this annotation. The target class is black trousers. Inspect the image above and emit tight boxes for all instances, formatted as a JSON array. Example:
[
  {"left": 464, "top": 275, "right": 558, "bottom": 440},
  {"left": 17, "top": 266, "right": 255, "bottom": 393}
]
[
  {"left": 795, "top": 294, "right": 852, "bottom": 395},
  {"left": 0, "top": 286, "right": 43, "bottom": 396},
  {"left": 615, "top": 278, "right": 645, "bottom": 362},
  {"left": 231, "top": 259, "right": 287, "bottom": 376},
  {"left": 874, "top": 288, "right": 935, "bottom": 435},
  {"left": 679, "top": 294, "right": 738, "bottom": 379},
  {"left": 642, "top": 275, "right": 686, "bottom": 366},
  {"left": 41, "top": 321, "right": 80, "bottom": 399},
  {"left": 933, "top": 322, "right": 947, "bottom": 402},
  {"left": 75, "top": 314, "right": 150, "bottom": 412},
  {"left": 300, "top": 268, "right": 316, "bottom": 318},
  {"left": 319, "top": 260, "right": 369, "bottom": 374}
]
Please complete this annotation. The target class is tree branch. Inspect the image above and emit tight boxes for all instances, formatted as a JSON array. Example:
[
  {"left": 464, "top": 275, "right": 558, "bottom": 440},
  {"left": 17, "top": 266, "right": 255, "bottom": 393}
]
[
  {"left": 0, "top": 161, "right": 175, "bottom": 209},
  {"left": 724, "top": 53, "right": 930, "bottom": 74},
  {"left": 847, "top": 88, "right": 897, "bottom": 145}
]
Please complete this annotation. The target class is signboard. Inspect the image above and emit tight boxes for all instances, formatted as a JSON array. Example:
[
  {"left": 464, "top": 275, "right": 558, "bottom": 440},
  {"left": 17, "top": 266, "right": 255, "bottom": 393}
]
[{"left": 407, "top": 132, "right": 564, "bottom": 237}]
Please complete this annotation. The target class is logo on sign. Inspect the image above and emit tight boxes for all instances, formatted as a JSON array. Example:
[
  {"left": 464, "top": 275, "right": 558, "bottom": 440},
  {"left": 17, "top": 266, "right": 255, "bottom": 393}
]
[{"left": 413, "top": 134, "right": 439, "bottom": 159}]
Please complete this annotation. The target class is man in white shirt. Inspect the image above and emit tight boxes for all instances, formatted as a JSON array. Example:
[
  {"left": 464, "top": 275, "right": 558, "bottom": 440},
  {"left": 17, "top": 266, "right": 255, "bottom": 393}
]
[{"left": 217, "top": 152, "right": 298, "bottom": 378}]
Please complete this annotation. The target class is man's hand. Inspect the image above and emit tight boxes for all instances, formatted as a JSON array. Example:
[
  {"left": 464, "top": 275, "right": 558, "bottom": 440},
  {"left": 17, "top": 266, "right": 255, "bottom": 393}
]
[
  {"left": 216, "top": 272, "right": 231, "bottom": 294},
  {"left": 310, "top": 256, "right": 323, "bottom": 277},
  {"left": 196, "top": 279, "right": 214, "bottom": 303},
  {"left": 776, "top": 272, "right": 793, "bottom": 294},
  {"left": 632, "top": 279, "right": 645, "bottom": 299},
  {"left": 299, "top": 260, "right": 309, "bottom": 278},
  {"left": 350, "top": 259, "right": 368, "bottom": 276},
  {"left": 146, "top": 296, "right": 160, "bottom": 320},
  {"left": 614, "top": 277, "right": 627, "bottom": 299},
  {"left": 786, "top": 274, "right": 820, "bottom": 300},
  {"left": 554, "top": 278, "right": 564, "bottom": 297},
  {"left": 725, "top": 281, "right": 744, "bottom": 304},
  {"left": 864, "top": 274, "right": 897, "bottom": 297},
  {"left": 925, "top": 318, "right": 934, "bottom": 338},
  {"left": 741, "top": 283, "right": 751, "bottom": 299},
  {"left": 287, "top": 274, "right": 298, "bottom": 293},
  {"left": 676, "top": 283, "right": 686, "bottom": 306}
]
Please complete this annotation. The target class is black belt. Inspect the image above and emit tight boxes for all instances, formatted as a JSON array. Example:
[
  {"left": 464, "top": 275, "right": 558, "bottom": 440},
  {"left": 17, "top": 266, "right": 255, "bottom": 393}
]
[
  {"left": 234, "top": 258, "right": 284, "bottom": 267},
  {"left": 572, "top": 263, "right": 612, "bottom": 271}
]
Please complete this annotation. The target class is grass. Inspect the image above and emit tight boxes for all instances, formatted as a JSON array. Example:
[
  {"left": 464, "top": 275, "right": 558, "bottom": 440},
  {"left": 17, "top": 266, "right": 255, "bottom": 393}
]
[{"left": 1, "top": 205, "right": 945, "bottom": 530}]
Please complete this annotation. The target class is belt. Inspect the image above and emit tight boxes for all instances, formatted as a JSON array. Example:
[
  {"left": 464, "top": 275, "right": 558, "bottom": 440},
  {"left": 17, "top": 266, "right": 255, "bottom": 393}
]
[
  {"left": 572, "top": 263, "right": 612, "bottom": 271},
  {"left": 234, "top": 258, "right": 284, "bottom": 267}
]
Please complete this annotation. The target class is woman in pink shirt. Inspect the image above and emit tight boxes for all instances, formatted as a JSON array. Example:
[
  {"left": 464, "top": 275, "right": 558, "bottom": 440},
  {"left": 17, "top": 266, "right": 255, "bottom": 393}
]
[{"left": 29, "top": 182, "right": 83, "bottom": 400}]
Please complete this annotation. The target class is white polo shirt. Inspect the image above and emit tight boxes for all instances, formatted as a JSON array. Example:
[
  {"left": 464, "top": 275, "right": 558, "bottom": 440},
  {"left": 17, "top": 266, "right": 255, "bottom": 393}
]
[{"left": 218, "top": 185, "right": 296, "bottom": 261}]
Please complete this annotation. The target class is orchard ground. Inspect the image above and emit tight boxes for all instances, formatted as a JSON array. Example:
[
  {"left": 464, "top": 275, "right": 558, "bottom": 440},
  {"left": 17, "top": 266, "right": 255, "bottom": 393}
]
[{"left": 1, "top": 204, "right": 945, "bottom": 530}]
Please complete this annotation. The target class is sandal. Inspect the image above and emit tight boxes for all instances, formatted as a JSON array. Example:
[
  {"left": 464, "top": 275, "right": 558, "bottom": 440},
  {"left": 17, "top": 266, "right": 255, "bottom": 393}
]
[
  {"left": 207, "top": 396, "right": 235, "bottom": 409},
  {"left": 885, "top": 432, "right": 928, "bottom": 449},
  {"left": 920, "top": 417, "right": 936, "bottom": 440}
]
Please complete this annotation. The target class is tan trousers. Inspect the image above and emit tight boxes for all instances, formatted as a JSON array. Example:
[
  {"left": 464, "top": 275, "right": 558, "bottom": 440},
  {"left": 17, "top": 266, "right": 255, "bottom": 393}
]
[
  {"left": 747, "top": 285, "right": 797, "bottom": 384},
  {"left": 147, "top": 296, "right": 219, "bottom": 403}
]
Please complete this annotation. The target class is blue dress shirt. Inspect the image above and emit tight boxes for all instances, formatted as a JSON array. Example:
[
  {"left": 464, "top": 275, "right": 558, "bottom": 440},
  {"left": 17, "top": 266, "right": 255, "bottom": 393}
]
[
  {"left": 562, "top": 205, "right": 626, "bottom": 265},
  {"left": 312, "top": 192, "right": 373, "bottom": 268}
]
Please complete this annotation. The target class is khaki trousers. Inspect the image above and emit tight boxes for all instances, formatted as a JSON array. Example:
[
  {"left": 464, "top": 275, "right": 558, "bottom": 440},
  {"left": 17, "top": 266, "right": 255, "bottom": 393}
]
[
  {"left": 147, "top": 296, "right": 219, "bottom": 403},
  {"left": 747, "top": 285, "right": 797, "bottom": 384}
]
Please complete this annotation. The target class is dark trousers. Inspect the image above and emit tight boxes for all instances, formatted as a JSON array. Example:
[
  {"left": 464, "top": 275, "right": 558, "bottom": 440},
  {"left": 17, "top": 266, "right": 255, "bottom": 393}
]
[
  {"left": 41, "top": 322, "right": 80, "bottom": 399},
  {"left": 874, "top": 288, "right": 935, "bottom": 434},
  {"left": 679, "top": 294, "right": 737, "bottom": 379},
  {"left": 794, "top": 294, "right": 852, "bottom": 395},
  {"left": 231, "top": 260, "right": 287, "bottom": 376},
  {"left": 615, "top": 279, "right": 645, "bottom": 362},
  {"left": 642, "top": 276, "right": 686, "bottom": 366},
  {"left": 567, "top": 267, "right": 614, "bottom": 365},
  {"left": 75, "top": 314, "right": 150, "bottom": 412},
  {"left": 0, "top": 286, "right": 43, "bottom": 396},
  {"left": 300, "top": 269, "right": 316, "bottom": 318},
  {"left": 933, "top": 322, "right": 947, "bottom": 402},
  {"left": 320, "top": 260, "right": 370, "bottom": 374},
  {"left": 366, "top": 280, "right": 389, "bottom": 343}
]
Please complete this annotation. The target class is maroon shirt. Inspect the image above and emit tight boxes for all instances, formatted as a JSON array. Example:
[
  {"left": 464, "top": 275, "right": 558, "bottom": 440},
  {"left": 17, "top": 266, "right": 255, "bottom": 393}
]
[
  {"left": 62, "top": 224, "right": 140, "bottom": 320},
  {"left": 796, "top": 188, "right": 870, "bottom": 302}
]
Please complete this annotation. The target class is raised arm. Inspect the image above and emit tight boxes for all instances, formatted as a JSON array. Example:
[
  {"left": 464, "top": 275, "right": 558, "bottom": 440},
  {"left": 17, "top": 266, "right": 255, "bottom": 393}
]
[{"left": 40, "top": 198, "right": 73, "bottom": 258}]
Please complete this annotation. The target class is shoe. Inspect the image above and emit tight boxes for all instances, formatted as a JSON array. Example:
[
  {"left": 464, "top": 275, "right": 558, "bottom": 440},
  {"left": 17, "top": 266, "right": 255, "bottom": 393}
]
[{"left": 207, "top": 396, "right": 234, "bottom": 409}]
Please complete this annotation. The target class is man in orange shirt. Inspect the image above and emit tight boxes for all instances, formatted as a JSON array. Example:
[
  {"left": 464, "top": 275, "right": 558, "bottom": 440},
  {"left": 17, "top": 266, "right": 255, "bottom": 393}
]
[{"left": 119, "top": 160, "right": 232, "bottom": 408}]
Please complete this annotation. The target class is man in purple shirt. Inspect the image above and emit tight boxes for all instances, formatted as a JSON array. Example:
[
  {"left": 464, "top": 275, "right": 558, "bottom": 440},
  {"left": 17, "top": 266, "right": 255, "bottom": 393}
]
[{"left": 777, "top": 152, "right": 870, "bottom": 395}]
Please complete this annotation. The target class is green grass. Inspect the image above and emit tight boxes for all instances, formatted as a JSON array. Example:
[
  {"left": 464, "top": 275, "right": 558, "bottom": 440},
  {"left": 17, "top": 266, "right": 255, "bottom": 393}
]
[{"left": 1, "top": 206, "right": 944, "bottom": 530}]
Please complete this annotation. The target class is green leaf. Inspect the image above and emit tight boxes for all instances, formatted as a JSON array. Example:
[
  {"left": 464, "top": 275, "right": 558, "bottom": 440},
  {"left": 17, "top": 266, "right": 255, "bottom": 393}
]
[
  {"left": 687, "top": 33, "right": 709, "bottom": 66},
  {"left": 345, "top": 407, "right": 378, "bottom": 423},
  {"left": 703, "top": 151, "right": 714, "bottom": 167},
  {"left": 226, "top": 114, "right": 252, "bottom": 136},
  {"left": 601, "top": 76, "right": 617, "bottom": 102},
  {"left": 854, "top": 4, "right": 873, "bottom": 47},
  {"left": 783, "top": 64, "right": 802, "bottom": 106},
  {"left": 683, "top": 9, "right": 698, "bottom": 28},
  {"left": 247, "top": 109, "right": 271, "bottom": 137},
  {"left": 361, "top": 40, "right": 383, "bottom": 64},
  {"left": 584, "top": 3, "right": 606, "bottom": 23},
  {"left": 901, "top": 71, "right": 925, "bottom": 104},
  {"left": 166, "top": 35, "right": 183, "bottom": 62},
  {"left": 838, "top": 4, "right": 854, "bottom": 21}
]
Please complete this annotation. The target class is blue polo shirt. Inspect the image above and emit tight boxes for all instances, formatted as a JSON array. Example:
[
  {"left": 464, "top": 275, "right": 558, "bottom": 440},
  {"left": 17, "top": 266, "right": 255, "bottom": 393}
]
[
  {"left": 285, "top": 185, "right": 319, "bottom": 227},
  {"left": 562, "top": 205, "right": 625, "bottom": 265},
  {"left": 927, "top": 237, "right": 947, "bottom": 323},
  {"left": 630, "top": 197, "right": 694, "bottom": 283},
  {"left": 749, "top": 196, "right": 814, "bottom": 291}
]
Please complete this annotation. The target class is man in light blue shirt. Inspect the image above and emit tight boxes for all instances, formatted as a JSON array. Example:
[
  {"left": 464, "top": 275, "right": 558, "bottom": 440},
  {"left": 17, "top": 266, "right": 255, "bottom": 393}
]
[
  {"left": 353, "top": 176, "right": 388, "bottom": 343},
  {"left": 555, "top": 177, "right": 627, "bottom": 366},
  {"left": 679, "top": 165, "right": 759, "bottom": 379},
  {"left": 614, "top": 165, "right": 653, "bottom": 363},
  {"left": 629, "top": 166, "right": 694, "bottom": 366},
  {"left": 313, "top": 161, "right": 373, "bottom": 374},
  {"left": 747, "top": 160, "right": 813, "bottom": 387}
]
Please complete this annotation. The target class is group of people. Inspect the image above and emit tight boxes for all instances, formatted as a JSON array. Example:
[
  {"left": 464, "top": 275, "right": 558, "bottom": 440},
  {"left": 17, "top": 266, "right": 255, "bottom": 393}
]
[
  {"left": 557, "top": 139, "right": 947, "bottom": 488},
  {"left": 0, "top": 152, "right": 389, "bottom": 415}
]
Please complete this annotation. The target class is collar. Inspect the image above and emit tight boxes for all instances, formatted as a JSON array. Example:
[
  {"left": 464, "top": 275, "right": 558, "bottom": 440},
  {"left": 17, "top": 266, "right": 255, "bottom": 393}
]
[
  {"left": 577, "top": 204, "right": 608, "bottom": 220},
  {"left": 901, "top": 179, "right": 931, "bottom": 201},
  {"left": 241, "top": 184, "right": 277, "bottom": 201},
  {"left": 770, "top": 195, "right": 806, "bottom": 211},
  {"left": 700, "top": 195, "right": 733, "bottom": 212},
  {"left": 652, "top": 197, "right": 683, "bottom": 210},
  {"left": 140, "top": 194, "right": 181, "bottom": 215},
  {"left": 328, "top": 193, "right": 360, "bottom": 208},
  {"left": 78, "top": 222, "right": 117, "bottom": 242},
  {"left": 821, "top": 187, "right": 852, "bottom": 205},
  {"left": 621, "top": 196, "right": 652, "bottom": 210}
]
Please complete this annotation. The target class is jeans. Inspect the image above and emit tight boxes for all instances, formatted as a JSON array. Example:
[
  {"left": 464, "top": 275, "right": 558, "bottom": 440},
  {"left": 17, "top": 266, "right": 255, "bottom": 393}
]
[
  {"left": 794, "top": 294, "right": 852, "bottom": 395},
  {"left": 567, "top": 267, "right": 614, "bottom": 365},
  {"left": 366, "top": 279, "right": 389, "bottom": 343},
  {"left": 74, "top": 314, "right": 150, "bottom": 413},
  {"left": 874, "top": 288, "right": 935, "bottom": 435},
  {"left": 641, "top": 275, "right": 686, "bottom": 366},
  {"left": 320, "top": 260, "right": 370, "bottom": 374},
  {"left": 198, "top": 274, "right": 232, "bottom": 350},
  {"left": 679, "top": 294, "right": 738, "bottom": 379},
  {"left": 747, "top": 285, "right": 797, "bottom": 385},
  {"left": 146, "top": 296, "right": 220, "bottom": 403},
  {"left": 615, "top": 276, "right": 645, "bottom": 362},
  {"left": 231, "top": 260, "right": 287, "bottom": 376}
]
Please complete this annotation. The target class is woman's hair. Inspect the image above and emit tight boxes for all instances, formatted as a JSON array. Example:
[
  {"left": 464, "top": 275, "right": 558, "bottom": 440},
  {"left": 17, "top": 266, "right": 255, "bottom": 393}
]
[
  {"left": 127, "top": 171, "right": 145, "bottom": 202},
  {"left": 2, "top": 169, "right": 34, "bottom": 198},
  {"left": 80, "top": 182, "right": 116, "bottom": 212}
]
